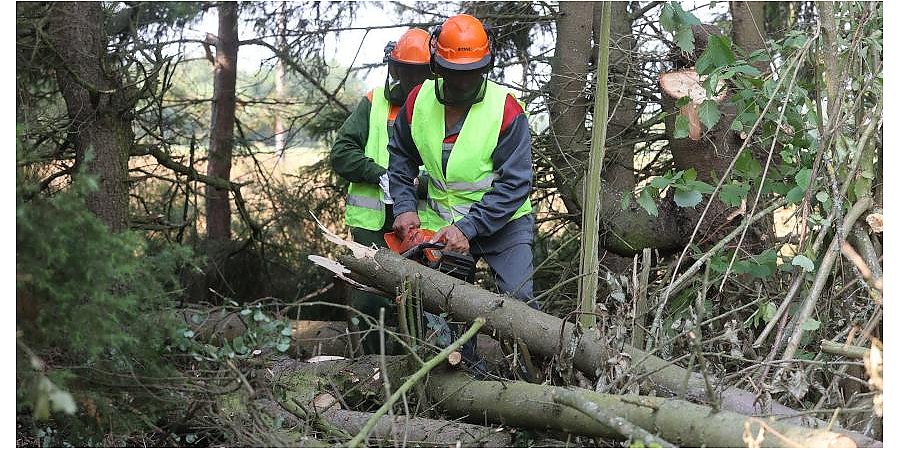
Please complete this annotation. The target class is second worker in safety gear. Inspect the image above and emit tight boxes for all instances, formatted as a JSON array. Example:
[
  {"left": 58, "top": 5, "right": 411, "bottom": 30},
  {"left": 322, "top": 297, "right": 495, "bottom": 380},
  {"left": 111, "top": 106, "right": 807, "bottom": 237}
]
[{"left": 330, "top": 28, "right": 433, "bottom": 355}]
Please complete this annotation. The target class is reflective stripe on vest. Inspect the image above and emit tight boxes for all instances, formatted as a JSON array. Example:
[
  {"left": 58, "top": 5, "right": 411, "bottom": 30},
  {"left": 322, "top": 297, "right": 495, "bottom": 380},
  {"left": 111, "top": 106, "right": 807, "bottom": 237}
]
[
  {"left": 411, "top": 79, "right": 532, "bottom": 230},
  {"left": 345, "top": 88, "right": 390, "bottom": 230}
]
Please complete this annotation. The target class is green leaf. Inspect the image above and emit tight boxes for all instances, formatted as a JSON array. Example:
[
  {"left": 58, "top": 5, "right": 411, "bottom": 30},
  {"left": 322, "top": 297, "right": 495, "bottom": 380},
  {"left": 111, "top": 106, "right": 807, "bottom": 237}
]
[
  {"left": 747, "top": 49, "right": 770, "bottom": 63},
  {"left": 674, "top": 114, "right": 691, "bottom": 139},
  {"left": 795, "top": 168, "right": 812, "bottom": 190},
  {"left": 183, "top": 329, "right": 195, "bottom": 338},
  {"left": 620, "top": 193, "right": 631, "bottom": 210},
  {"left": 695, "top": 35, "right": 736, "bottom": 75},
  {"left": 674, "top": 27, "right": 695, "bottom": 54},
  {"left": 276, "top": 342, "right": 291, "bottom": 352},
  {"left": 233, "top": 336, "right": 247, "bottom": 353},
  {"left": 762, "top": 302, "right": 778, "bottom": 323},
  {"left": 650, "top": 176, "right": 672, "bottom": 189},
  {"left": 704, "top": 72, "right": 720, "bottom": 97},
  {"left": 253, "top": 309, "right": 269, "bottom": 322},
  {"left": 682, "top": 168, "right": 697, "bottom": 183},
  {"left": 659, "top": 3, "right": 676, "bottom": 31},
  {"left": 801, "top": 318, "right": 821, "bottom": 331},
  {"left": 675, "top": 95, "right": 692, "bottom": 108},
  {"left": 698, "top": 100, "right": 721, "bottom": 130},
  {"left": 708, "top": 254, "right": 728, "bottom": 273},
  {"left": 732, "top": 64, "right": 761, "bottom": 77},
  {"left": 815, "top": 191, "right": 829, "bottom": 204},
  {"left": 637, "top": 189, "right": 658, "bottom": 217},
  {"left": 687, "top": 180, "right": 715, "bottom": 194},
  {"left": 786, "top": 185, "right": 805, "bottom": 204},
  {"left": 784, "top": 35, "right": 807, "bottom": 49},
  {"left": 791, "top": 255, "right": 815, "bottom": 272},
  {"left": 673, "top": 189, "right": 703, "bottom": 208},
  {"left": 730, "top": 119, "right": 743, "bottom": 132},
  {"left": 719, "top": 183, "right": 749, "bottom": 207},
  {"left": 672, "top": 2, "right": 701, "bottom": 25},
  {"left": 735, "top": 151, "right": 762, "bottom": 178}
]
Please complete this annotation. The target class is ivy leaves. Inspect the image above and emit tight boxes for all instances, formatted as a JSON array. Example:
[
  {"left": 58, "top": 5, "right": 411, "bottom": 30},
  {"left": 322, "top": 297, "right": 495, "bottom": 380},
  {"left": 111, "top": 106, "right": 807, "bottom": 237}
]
[
  {"left": 660, "top": 2, "right": 700, "bottom": 53},
  {"left": 635, "top": 169, "right": 714, "bottom": 216}
]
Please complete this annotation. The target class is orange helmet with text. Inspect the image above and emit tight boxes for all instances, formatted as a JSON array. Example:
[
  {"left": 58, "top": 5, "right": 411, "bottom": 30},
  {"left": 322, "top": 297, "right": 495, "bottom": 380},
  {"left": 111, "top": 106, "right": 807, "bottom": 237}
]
[
  {"left": 432, "top": 14, "right": 492, "bottom": 70},
  {"left": 388, "top": 28, "right": 431, "bottom": 65}
]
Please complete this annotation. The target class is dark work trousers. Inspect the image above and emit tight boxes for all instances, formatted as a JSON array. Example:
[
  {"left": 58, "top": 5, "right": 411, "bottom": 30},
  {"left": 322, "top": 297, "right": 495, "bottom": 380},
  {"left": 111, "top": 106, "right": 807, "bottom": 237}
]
[{"left": 450, "top": 215, "right": 541, "bottom": 372}]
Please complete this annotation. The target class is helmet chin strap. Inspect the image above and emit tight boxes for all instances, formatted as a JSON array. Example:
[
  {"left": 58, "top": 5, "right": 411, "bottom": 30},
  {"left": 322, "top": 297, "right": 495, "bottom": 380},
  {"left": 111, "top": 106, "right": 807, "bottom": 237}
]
[{"left": 434, "top": 75, "right": 487, "bottom": 107}]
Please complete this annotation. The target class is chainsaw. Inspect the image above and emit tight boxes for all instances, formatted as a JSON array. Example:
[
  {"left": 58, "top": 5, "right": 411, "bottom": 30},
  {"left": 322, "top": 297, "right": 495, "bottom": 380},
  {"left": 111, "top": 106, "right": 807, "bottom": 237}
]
[{"left": 384, "top": 229, "right": 476, "bottom": 283}]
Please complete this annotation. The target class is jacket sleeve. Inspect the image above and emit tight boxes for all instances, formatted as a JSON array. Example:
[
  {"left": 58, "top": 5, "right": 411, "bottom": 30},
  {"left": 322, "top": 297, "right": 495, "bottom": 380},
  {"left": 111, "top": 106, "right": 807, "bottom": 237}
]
[
  {"left": 387, "top": 103, "right": 423, "bottom": 218},
  {"left": 330, "top": 97, "right": 386, "bottom": 184},
  {"left": 454, "top": 113, "right": 533, "bottom": 240}
]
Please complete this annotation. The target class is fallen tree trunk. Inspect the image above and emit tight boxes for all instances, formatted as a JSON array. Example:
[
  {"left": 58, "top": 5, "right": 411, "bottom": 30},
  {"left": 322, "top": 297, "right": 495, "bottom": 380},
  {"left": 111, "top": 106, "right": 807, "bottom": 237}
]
[
  {"left": 426, "top": 371, "right": 856, "bottom": 448},
  {"left": 333, "top": 249, "right": 880, "bottom": 447},
  {"left": 325, "top": 408, "right": 511, "bottom": 447},
  {"left": 256, "top": 355, "right": 514, "bottom": 447}
]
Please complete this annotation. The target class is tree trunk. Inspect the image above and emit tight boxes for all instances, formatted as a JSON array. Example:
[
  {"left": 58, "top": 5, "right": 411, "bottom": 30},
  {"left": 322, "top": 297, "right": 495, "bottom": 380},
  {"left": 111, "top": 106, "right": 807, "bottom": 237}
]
[
  {"left": 545, "top": 0, "right": 593, "bottom": 207},
  {"left": 256, "top": 355, "right": 514, "bottom": 447},
  {"left": 595, "top": 1, "right": 637, "bottom": 193},
  {"left": 48, "top": 2, "right": 131, "bottom": 232},
  {"left": 426, "top": 371, "right": 857, "bottom": 448},
  {"left": 547, "top": 2, "right": 692, "bottom": 256},
  {"left": 730, "top": 2, "right": 769, "bottom": 74},
  {"left": 274, "top": 1, "right": 287, "bottom": 156},
  {"left": 330, "top": 249, "right": 879, "bottom": 446},
  {"left": 206, "top": 2, "right": 239, "bottom": 241}
]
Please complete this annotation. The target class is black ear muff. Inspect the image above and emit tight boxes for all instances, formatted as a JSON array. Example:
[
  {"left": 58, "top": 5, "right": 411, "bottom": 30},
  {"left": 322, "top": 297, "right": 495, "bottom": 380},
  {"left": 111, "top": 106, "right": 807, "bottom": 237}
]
[
  {"left": 482, "top": 23, "right": 496, "bottom": 72},
  {"left": 383, "top": 41, "right": 397, "bottom": 64},
  {"left": 428, "top": 25, "right": 442, "bottom": 75}
]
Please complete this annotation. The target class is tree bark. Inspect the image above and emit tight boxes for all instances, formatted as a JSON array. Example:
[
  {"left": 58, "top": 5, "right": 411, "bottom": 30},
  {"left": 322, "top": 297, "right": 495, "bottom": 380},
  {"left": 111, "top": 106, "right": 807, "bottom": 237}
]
[
  {"left": 274, "top": 1, "right": 287, "bottom": 156},
  {"left": 206, "top": 2, "right": 239, "bottom": 241},
  {"left": 332, "top": 249, "right": 880, "bottom": 446},
  {"left": 426, "top": 371, "right": 857, "bottom": 448},
  {"left": 595, "top": 1, "right": 637, "bottom": 193},
  {"left": 545, "top": 0, "right": 593, "bottom": 202},
  {"left": 47, "top": 2, "right": 132, "bottom": 232},
  {"left": 322, "top": 409, "right": 512, "bottom": 447},
  {"left": 258, "top": 356, "right": 513, "bottom": 447},
  {"left": 730, "top": 1, "right": 769, "bottom": 74},
  {"left": 546, "top": 4, "right": 694, "bottom": 256}
]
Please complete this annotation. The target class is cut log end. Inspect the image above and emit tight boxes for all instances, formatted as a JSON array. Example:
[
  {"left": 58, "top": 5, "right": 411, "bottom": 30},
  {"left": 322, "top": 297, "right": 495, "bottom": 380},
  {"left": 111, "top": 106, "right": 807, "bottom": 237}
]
[
  {"left": 866, "top": 212, "right": 883, "bottom": 233},
  {"left": 313, "top": 392, "right": 341, "bottom": 411},
  {"left": 661, "top": 69, "right": 728, "bottom": 141},
  {"left": 447, "top": 351, "right": 462, "bottom": 366},
  {"left": 660, "top": 69, "right": 727, "bottom": 104}
]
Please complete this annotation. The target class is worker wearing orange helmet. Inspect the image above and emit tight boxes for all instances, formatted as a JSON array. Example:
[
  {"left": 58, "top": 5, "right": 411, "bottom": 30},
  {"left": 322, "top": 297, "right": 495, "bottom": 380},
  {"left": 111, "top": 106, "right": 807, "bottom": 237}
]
[
  {"left": 330, "top": 28, "right": 433, "bottom": 355},
  {"left": 388, "top": 15, "right": 538, "bottom": 372}
]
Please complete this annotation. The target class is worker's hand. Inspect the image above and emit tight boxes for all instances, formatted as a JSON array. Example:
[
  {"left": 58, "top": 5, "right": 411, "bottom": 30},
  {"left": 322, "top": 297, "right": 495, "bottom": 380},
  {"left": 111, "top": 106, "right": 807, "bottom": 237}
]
[
  {"left": 432, "top": 225, "right": 469, "bottom": 254},
  {"left": 393, "top": 212, "right": 420, "bottom": 239}
]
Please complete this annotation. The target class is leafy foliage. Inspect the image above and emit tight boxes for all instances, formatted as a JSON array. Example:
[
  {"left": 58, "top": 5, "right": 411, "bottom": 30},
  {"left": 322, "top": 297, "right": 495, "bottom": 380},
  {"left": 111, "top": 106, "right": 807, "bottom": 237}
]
[{"left": 16, "top": 136, "right": 195, "bottom": 443}]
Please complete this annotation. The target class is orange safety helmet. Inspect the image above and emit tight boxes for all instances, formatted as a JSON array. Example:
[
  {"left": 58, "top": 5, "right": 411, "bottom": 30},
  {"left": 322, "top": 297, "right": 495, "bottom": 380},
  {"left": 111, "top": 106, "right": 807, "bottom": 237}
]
[
  {"left": 431, "top": 14, "right": 493, "bottom": 71},
  {"left": 386, "top": 28, "right": 431, "bottom": 65}
]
